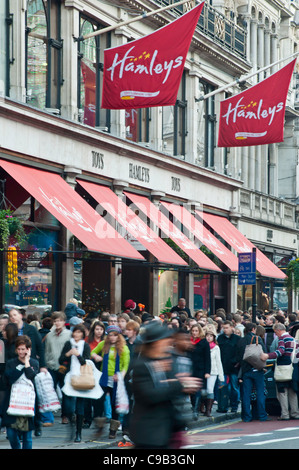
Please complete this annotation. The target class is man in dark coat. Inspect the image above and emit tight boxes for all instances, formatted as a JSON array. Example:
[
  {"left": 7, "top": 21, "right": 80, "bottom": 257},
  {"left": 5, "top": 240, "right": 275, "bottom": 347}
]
[
  {"left": 236, "top": 322, "right": 268, "bottom": 422},
  {"left": 217, "top": 321, "right": 240, "bottom": 412}
]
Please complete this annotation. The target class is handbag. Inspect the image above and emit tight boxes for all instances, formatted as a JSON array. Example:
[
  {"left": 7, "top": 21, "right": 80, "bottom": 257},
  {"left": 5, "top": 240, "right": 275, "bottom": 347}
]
[
  {"left": 35, "top": 371, "right": 61, "bottom": 413},
  {"left": 71, "top": 363, "right": 95, "bottom": 391},
  {"left": 7, "top": 373, "right": 36, "bottom": 417},
  {"left": 243, "top": 335, "right": 267, "bottom": 370},
  {"left": 274, "top": 339, "right": 297, "bottom": 382}
]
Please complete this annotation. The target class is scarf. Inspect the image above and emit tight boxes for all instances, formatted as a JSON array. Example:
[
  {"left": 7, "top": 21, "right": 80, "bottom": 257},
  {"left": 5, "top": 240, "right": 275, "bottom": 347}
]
[
  {"left": 70, "top": 338, "right": 85, "bottom": 375},
  {"left": 191, "top": 337, "right": 201, "bottom": 345},
  {"left": 99, "top": 347, "right": 120, "bottom": 403},
  {"left": 209, "top": 341, "right": 216, "bottom": 349}
]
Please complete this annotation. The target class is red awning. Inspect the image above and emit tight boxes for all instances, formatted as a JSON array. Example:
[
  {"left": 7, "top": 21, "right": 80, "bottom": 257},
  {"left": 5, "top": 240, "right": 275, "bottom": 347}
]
[
  {"left": 0, "top": 159, "right": 144, "bottom": 260},
  {"left": 200, "top": 212, "right": 286, "bottom": 280},
  {"left": 125, "top": 192, "right": 221, "bottom": 272},
  {"left": 77, "top": 180, "right": 187, "bottom": 266},
  {"left": 160, "top": 202, "right": 238, "bottom": 271}
]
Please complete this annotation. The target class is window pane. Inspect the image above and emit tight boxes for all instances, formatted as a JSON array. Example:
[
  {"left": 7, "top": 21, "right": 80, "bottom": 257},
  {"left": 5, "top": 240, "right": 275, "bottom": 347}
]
[
  {"left": 162, "top": 106, "right": 174, "bottom": 153},
  {"left": 0, "top": 1, "right": 6, "bottom": 95},
  {"left": 80, "top": 20, "right": 97, "bottom": 126},
  {"left": 197, "top": 82, "right": 205, "bottom": 163},
  {"left": 27, "top": 0, "right": 48, "bottom": 109}
]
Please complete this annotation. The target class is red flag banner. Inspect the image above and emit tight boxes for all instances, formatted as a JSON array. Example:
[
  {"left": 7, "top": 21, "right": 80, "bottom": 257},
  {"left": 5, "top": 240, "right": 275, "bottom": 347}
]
[
  {"left": 101, "top": 2, "right": 204, "bottom": 110},
  {"left": 218, "top": 59, "right": 296, "bottom": 147}
]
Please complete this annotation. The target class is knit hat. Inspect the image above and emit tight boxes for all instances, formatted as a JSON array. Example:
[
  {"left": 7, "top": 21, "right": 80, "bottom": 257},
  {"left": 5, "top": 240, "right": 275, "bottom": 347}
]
[
  {"left": 106, "top": 325, "right": 122, "bottom": 335},
  {"left": 69, "top": 316, "right": 84, "bottom": 331}
]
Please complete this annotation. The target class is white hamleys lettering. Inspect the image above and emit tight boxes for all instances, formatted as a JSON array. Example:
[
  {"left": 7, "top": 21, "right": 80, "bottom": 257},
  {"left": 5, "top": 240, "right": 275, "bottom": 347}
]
[
  {"left": 223, "top": 97, "right": 284, "bottom": 126},
  {"left": 107, "top": 46, "right": 183, "bottom": 84}
]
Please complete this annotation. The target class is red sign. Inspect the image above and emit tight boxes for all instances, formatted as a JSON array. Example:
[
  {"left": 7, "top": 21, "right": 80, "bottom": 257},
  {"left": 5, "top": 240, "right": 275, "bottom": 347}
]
[
  {"left": 218, "top": 59, "right": 296, "bottom": 147},
  {"left": 101, "top": 3, "right": 204, "bottom": 110}
]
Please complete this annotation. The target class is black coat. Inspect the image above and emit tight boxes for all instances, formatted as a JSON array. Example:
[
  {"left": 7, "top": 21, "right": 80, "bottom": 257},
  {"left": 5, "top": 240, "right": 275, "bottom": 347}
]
[
  {"left": 189, "top": 338, "right": 211, "bottom": 379},
  {"left": 59, "top": 340, "right": 91, "bottom": 373},
  {"left": 21, "top": 322, "right": 46, "bottom": 368},
  {"left": 1, "top": 357, "right": 39, "bottom": 429},
  {"left": 217, "top": 333, "right": 240, "bottom": 375},
  {"left": 130, "top": 355, "right": 183, "bottom": 448}
]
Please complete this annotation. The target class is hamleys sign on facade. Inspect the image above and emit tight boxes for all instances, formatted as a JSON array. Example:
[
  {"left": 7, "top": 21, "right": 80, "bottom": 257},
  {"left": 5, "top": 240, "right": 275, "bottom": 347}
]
[{"left": 101, "top": 3, "right": 204, "bottom": 110}]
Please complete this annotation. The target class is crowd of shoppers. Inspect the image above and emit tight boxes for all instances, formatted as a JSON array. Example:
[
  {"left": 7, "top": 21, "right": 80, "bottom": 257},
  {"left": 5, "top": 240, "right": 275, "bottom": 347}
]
[{"left": 1, "top": 299, "right": 299, "bottom": 449}]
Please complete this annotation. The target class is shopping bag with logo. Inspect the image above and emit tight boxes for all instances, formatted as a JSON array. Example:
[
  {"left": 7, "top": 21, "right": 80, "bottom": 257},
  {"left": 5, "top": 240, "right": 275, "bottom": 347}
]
[
  {"left": 243, "top": 335, "right": 266, "bottom": 370},
  {"left": 35, "top": 371, "right": 61, "bottom": 413},
  {"left": 7, "top": 373, "right": 36, "bottom": 417},
  {"left": 115, "top": 372, "right": 129, "bottom": 415}
]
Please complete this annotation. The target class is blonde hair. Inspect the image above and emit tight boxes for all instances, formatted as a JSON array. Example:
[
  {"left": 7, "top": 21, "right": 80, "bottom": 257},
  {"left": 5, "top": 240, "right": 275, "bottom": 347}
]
[{"left": 190, "top": 323, "right": 205, "bottom": 339}]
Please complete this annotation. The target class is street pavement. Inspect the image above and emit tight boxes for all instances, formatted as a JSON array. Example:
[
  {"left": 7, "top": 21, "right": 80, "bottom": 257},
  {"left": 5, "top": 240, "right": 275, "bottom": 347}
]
[{"left": 0, "top": 402, "right": 241, "bottom": 450}]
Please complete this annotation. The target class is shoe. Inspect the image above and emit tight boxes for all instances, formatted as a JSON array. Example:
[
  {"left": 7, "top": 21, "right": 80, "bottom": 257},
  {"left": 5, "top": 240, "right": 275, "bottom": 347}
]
[
  {"left": 61, "top": 417, "right": 69, "bottom": 424},
  {"left": 109, "top": 419, "right": 121, "bottom": 439},
  {"left": 260, "top": 417, "right": 272, "bottom": 421},
  {"left": 74, "top": 432, "right": 81, "bottom": 443},
  {"left": 277, "top": 417, "right": 290, "bottom": 421},
  {"left": 34, "top": 428, "right": 42, "bottom": 437},
  {"left": 82, "top": 422, "right": 91, "bottom": 429},
  {"left": 290, "top": 416, "right": 299, "bottom": 420}
]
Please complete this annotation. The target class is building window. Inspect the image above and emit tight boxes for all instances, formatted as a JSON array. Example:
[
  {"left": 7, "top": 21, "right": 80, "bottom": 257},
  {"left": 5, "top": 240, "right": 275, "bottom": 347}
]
[
  {"left": 25, "top": 0, "right": 63, "bottom": 110},
  {"left": 162, "top": 72, "right": 187, "bottom": 157},
  {"left": 125, "top": 108, "right": 150, "bottom": 143},
  {"left": 197, "top": 80, "right": 216, "bottom": 168},
  {"left": 78, "top": 16, "right": 110, "bottom": 130}
]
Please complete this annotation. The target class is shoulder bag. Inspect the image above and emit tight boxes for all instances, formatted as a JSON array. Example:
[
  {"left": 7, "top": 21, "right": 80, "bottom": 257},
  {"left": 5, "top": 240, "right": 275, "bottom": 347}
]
[
  {"left": 243, "top": 335, "right": 267, "bottom": 370},
  {"left": 274, "top": 339, "right": 297, "bottom": 382}
]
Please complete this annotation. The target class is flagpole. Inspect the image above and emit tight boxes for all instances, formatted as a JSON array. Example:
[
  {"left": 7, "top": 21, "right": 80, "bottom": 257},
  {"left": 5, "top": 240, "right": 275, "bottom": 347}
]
[
  {"left": 79, "top": 0, "right": 196, "bottom": 41},
  {"left": 197, "top": 51, "right": 299, "bottom": 102}
]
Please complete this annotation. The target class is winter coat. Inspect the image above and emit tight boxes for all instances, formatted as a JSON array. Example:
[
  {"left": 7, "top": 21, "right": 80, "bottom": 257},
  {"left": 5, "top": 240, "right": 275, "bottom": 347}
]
[
  {"left": 2, "top": 357, "right": 39, "bottom": 429},
  {"left": 130, "top": 355, "right": 183, "bottom": 448},
  {"left": 217, "top": 333, "right": 240, "bottom": 375},
  {"left": 189, "top": 338, "right": 211, "bottom": 379}
]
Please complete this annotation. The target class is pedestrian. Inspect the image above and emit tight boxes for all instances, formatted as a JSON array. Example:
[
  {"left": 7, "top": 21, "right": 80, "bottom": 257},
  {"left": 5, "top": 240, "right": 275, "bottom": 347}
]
[
  {"left": 83, "top": 320, "right": 106, "bottom": 428},
  {"left": 59, "top": 324, "right": 91, "bottom": 442},
  {"left": 0, "top": 323, "right": 18, "bottom": 420},
  {"left": 129, "top": 321, "right": 200, "bottom": 449},
  {"left": 39, "top": 317, "right": 53, "bottom": 342},
  {"left": 236, "top": 323, "right": 269, "bottom": 422},
  {"left": 170, "top": 298, "right": 192, "bottom": 318},
  {"left": 205, "top": 326, "right": 225, "bottom": 417},
  {"left": 117, "top": 313, "right": 130, "bottom": 339},
  {"left": 90, "top": 325, "right": 130, "bottom": 439},
  {"left": 64, "top": 298, "right": 85, "bottom": 325},
  {"left": 0, "top": 314, "right": 9, "bottom": 339},
  {"left": 264, "top": 315, "right": 276, "bottom": 352},
  {"left": 2, "top": 335, "right": 39, "bottom": 449},
  {"left": 260, "top": 323, "right": 299, "bottom": 420},
  {"left": 217, "top": 321, "right": 240, "bottom": 413},
  {"left": 122, "top": 319, "right": 140, "bottom": 441},
  {"left": 44, "top": 311, "right": 72, "bottom": 425},
  {"left": 8, "top": 308, "right": 47, "bottom": 437},
  {"left": 189, "top": 323, "right": 211, "bottom": 420}
]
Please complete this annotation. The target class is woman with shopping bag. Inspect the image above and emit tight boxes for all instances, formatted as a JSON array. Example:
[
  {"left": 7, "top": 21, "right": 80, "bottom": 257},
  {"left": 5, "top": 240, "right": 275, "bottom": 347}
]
[
  {"left": 2, "top": 335, "right": 39, "bottom": 449},
  {"left": 59, "top": 323, "right": 93, "bottom": 443},
  {"left": 90, "top": 325, "right": 130, "bottom": 439}
]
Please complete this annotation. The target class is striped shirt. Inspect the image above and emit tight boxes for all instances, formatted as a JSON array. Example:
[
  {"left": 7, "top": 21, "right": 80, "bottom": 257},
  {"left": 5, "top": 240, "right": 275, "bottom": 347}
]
[{"left": 268, "top": 332, "right": 298, "bottom": 360}]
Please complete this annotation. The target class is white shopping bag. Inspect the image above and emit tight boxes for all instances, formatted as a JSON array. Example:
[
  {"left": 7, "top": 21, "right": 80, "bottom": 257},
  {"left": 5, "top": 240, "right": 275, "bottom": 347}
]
[
  {"left": 35, "top": 371, "right": 61, "bottom": 413},
  {"left": 7, "top": 373, "right": 36, "bottom": 417}
]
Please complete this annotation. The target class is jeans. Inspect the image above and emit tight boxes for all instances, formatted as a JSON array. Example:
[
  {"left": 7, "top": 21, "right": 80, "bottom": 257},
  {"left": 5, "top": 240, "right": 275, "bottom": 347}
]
[
  {"left": 225, "top": 374, "right": 240, "bottom": 411},
  {"left": 64, "top": 396, "right": 85, "bottom": 417},
  {"left": 6, "top": 428, "right": 33, "bottom": 449},
  {"left": 241, "top": 369, "right": 267, "bottom": 422}
]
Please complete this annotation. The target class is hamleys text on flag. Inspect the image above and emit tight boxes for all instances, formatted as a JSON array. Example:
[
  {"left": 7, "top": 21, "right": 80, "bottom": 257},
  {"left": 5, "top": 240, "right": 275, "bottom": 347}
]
[
  {"left": 217, "top": 59, "right": 296, "bottom": 147},
  {"left": 101, "top": 2, "right": 204, "bottom": 110}
]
